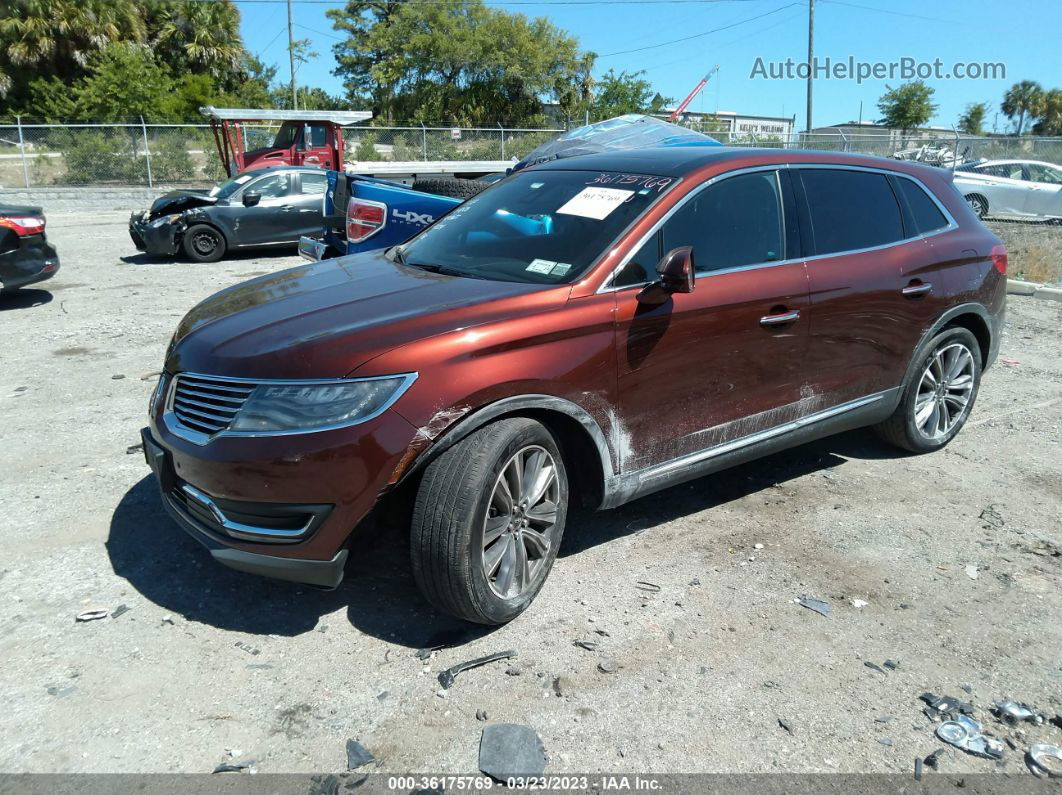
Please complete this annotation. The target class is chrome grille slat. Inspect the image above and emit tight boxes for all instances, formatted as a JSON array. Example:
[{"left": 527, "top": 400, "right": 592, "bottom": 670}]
[{"left": 171, "top": 373, "right": 258, "bottom": 437}]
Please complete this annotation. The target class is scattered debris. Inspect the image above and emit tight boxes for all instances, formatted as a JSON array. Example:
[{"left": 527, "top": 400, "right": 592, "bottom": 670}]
[
  {"left": 960, "top": 684, "right": 973, "bottom": 694},
  {"left": 965, "top": 564, "right": 979, "bottom": 580},
  {"left": 913, "top": 757, "right": 923, "bottom": 781},
  {"left": 864, "top": 661, "right": 887, "bottom": 675},
  {"left": 234, "top": 641, "right": 261, "bottom": 656},
  {"left": 875, "top": 716, "right": 894, "bottom": 724},
  {"left": 924, "top": 748, "right": 945, "bottom": 770},
  {"left": 573, "top": 640, "right": 599, "bottom": 652},
  {"left": 1050, "top": 715, "right": 1062, "bottom": 731},
  {"left": 1000, "top": 356, "right": 1020, "bottom": 366},
  {"left": 478, "top": 724, "right": 547, "bottom": 782},
  {"left": 125, "top": 443, "right": 143, "bottom": 455},
  {"left": 778, "top": 718, "right": 794, "bottom": 735},
  {"left": 476, "top": 709, "right": 489, "bottom": 722},
  {"left": 111, "top": 374, "right": 125, "bottom": 380},
  {"left": 438, "top": 650, "right": 516, "bottom": 689},
  {"left": 414, "top": 628, "right": 470, "bottom": 660},
  {"left": 345, "top": 739, "right": 375, "bottom": 770},
  {"left": 920, "top": 693, "right": 974, "bottom": 721},
  {"left": 878, "top": 738, "right": 893, "bottom": 747},
  {"left": 1027, "top": 744, "right": 1062, "bottom": 778},
  {"left": 883, "top": 660, "right": 900, "bottom": 671},
  {"left": 161, "top": 615, "right": 174, "bottom": 625},
  {"left": 110, "top": 604, "right": 130, "bottom": 619},
  {"left": 75, "top": 609, "right": 109, "bottom": 622},
  {"left": 689, "top": 578, "right": 701, "bottom": 587},
  {"left": 634, "top": 581, "right": 661, "bottom": 593},
  {"left": 936, "top": 714, "right": 1004, "bottom": 759},
  {"left": 992, "top": 700, "right": 1043, "bottom": 725},
  {"left": 754, "top": 543, "right": 765, "bottom": 550},
  {"left": 797, "top": 595, "right": 831, "bottom": 618},
  {"left": 597, "top": 659, "right": 619, "bottom": 674},
  {"left": 212, "top": 760, "right": 254, "bottom": 773},
  {"left": 850, "top": 598, "right": 868, "bottom": 609},
  {"left": 979, "top": 505, "right": 1004, "bottom": 529}
]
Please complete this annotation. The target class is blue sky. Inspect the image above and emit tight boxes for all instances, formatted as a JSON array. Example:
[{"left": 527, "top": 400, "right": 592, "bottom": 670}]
[{"left": 239, "top": 0, "right": 1061, "bottom": 132}]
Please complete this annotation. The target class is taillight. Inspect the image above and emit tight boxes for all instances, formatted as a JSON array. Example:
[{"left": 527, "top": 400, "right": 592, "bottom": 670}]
[
  {"left": 991, "top": 243, "right": 1008, "bottom": 275},
  {"left": 0, "top": 215, "right": 46, "bottom": 236},
  {"left": 346, "top": 198, "right": 386, "bottom": 243}
]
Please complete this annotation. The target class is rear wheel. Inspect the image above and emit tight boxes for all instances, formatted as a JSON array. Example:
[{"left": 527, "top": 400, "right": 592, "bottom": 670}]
[
  {"left": 410, "top": 417, "right": 568, "bottom": 624},
  {"left": 874, "top": 326, "right": 982, "bottom": 453},
  {"left": 965, "top": 193, "right": 988, "bottom": 220},
  {"left": 182, "top": 224, "right": 226, "bottom": 263}
]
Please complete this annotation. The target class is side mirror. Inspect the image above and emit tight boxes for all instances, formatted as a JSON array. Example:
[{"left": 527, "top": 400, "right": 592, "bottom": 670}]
[
  {"left": 242, "top": 191, "right": 261, "bottom": 207},
  {"left": 637, "top": 246, "right": 695, "bottom": 305}
]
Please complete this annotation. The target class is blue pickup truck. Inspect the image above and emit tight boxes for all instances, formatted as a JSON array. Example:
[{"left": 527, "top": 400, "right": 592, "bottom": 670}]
[{"left": 298, "top": 115, "right": 721, "bottom": 262}]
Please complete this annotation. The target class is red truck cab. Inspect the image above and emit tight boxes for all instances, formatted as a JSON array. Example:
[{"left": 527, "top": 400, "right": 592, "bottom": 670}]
[{"left": 199, "top": 107, "right": 373, "bottom": 177}]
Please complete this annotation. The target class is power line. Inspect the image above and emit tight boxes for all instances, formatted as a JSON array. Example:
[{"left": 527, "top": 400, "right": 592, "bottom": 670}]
[
  {"left": 193, "top": 0, "right": 780, "bottom": 5},
  {"left": 598, "top": 2, "right": 800, "bottom": 57}
]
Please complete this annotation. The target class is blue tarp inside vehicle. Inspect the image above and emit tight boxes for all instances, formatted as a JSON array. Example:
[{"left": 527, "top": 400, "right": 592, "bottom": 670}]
[{"left": 514, "top": 114, "right": 721, "bottom": 171}]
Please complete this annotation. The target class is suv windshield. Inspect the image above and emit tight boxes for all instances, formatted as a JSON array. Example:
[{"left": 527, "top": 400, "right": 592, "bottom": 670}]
[{"left": 397, "top": 170, "right": 676, "bottom": 284}]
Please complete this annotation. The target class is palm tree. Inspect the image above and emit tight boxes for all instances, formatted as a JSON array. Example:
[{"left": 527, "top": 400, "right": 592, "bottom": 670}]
[
  {"left": 1032, "top": 89, "right": 1062, "bottom": 137},
  {"left": 149, "top": 0, "right": 243, "bottom": 89},
  {"left": 1001, "top": 80, "right": 1044, "bottom": 136}
]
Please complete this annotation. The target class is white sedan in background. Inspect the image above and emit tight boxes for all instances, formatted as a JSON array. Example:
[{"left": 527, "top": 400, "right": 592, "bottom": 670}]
[{"left": 954, "top": 159, "right": 1062, "bottom": 221}]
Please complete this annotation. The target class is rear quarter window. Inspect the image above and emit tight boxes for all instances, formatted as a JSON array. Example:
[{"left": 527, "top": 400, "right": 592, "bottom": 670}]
[
  {"left": 896, "top": 177, "right": 950, "bottom": 234},
  {"left": 799, "top": 169, "right": 905, "bottom": 255}
]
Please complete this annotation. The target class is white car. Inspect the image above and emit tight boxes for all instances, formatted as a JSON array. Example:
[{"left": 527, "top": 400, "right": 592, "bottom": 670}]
[{"left": 954, "top": 159, "right": 1062, "bottom": 221}]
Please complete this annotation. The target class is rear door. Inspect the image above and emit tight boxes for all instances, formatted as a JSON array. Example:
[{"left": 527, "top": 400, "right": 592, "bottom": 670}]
[
  {"left": 795, "top": 167, "right": 954, "bottom": 408},
  {"left": 612, "top": 168, "right": 812, "bottom": 470},
  {"left": 289, "top": 171, "right": 328, "bottom": 237}
]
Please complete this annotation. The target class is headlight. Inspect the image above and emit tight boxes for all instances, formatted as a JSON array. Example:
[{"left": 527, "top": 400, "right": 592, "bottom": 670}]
[
  {"left": 229, "top": 375, "right": 415, "bottom": 433},
  {"left": 149, "top": 374, "right": 168, "bottom": 416},
  {"left": 150, "top": 214, "right": 181, "bottom": 228}
]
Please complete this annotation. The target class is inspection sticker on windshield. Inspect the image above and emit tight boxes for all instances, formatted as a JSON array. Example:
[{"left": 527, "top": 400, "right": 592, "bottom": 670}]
[
  {"left": 527, "top": 258, "right": 557, "bottom": 274},
  {"left": 557, "top": 187, "right": 634, "bottom": 220}
]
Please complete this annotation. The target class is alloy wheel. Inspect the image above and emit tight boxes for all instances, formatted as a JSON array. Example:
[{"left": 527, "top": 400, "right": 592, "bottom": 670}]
[
  {"left": 481, "top": 444, "right": 560, "bottom": 599},
  {"left": 913, "top": 342, "right": 975, "bottom": 440}
]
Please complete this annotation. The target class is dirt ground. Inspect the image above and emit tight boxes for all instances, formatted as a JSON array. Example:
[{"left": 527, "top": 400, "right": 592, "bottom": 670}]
[
  {"left": 0, "top": 211, "right": 1060, "bottom": 777},
  {"left": 986, "top": 219, "right": 1062, "bottom": 286}
]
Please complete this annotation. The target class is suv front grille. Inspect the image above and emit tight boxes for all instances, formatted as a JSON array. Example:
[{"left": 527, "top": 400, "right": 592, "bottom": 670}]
[{"left": 170, "top": 374, "right": 257, "bottom": 436}]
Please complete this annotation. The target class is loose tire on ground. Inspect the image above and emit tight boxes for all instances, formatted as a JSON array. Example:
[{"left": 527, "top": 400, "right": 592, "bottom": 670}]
[
  {"left": 182, "top": 224, "right": 226, "bottom": 263},
  {"left": 874, "top": 326, "right": 982, "bottom": 453},
  {"left": 411, "top": 177, "right": 488, "bottom": 201},
  {"left": 410, "top": 417, "right": 568, "bottom": 624}
]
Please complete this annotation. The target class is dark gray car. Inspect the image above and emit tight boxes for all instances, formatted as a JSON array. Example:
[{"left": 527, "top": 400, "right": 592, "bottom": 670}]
[{"left": 129, "top": 166, "right": 328, "bottom": 262}]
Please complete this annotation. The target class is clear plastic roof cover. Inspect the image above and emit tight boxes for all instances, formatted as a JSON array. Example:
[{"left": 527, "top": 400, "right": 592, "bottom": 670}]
[{"left": 514, "top": 114, "right": 720, "bottom": 171}]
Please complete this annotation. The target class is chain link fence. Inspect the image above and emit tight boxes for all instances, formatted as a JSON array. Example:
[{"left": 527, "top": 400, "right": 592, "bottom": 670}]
[
  {"left": 0, "top": 121, "right": 563, "bottom": 188},
  {"left": 3, "top": 119, "right": 1061, "bottom": 188}
]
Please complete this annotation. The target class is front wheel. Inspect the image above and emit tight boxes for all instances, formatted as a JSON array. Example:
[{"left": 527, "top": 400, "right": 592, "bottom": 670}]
[
  {"left": 874, "top": 326, "right": 982, "bottom": 453},
  {"left": 410, "top": 417, "right": 568, "bottom": 624},
  {"left": 182, "top": 224, "right": 226, "bottom": 263}
]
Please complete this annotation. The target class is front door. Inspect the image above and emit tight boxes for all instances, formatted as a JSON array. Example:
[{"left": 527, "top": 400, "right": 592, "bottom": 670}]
[
  {"left": 296, "top": 123, "right": 335, "bottom": 170},
  {"left": 235, "top": 170, "right": 301, "bottom": 245},
  {"left": 613, "top": 168, "right": 812, "bottom": 471},
  {"left": 1022, "top": 163, "right": 1062, "bottom": 217}
]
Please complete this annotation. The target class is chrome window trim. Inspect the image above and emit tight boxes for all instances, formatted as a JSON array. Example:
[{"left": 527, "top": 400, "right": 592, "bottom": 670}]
[
  {"left": 596, "top": 163, "right": 958, "bottom": 294},
  {"left": 163, "top": 371, "right": 418, "bottom": 446}
]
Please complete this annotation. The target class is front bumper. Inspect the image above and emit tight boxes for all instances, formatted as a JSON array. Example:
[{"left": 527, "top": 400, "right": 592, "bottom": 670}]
[
  {"left": 141, "top": 400, "right": 419, "bottom": 588},
  {"left": 0, "top": 235, "right": 59, "bottom": 290},
  {"left": 130, "top": 213, "right": 180, "bottom": 256}
]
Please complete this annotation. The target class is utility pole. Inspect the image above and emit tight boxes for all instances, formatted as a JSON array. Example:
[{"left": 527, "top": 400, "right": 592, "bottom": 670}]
[
  {"left": 806, "top": 0, "right": 814, "bottom": 134},
  {"left": 287, "top": 0, "right": 298, "bottom": 110}
]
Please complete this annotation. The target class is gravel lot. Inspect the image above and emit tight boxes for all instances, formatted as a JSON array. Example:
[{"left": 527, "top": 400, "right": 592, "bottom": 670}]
[{"left": 1, "top": 210, "right": 1060, "bottom": 777}]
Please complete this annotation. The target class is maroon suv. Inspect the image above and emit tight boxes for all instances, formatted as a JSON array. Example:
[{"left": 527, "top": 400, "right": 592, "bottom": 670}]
[{"left": 142, "top": 147, "right": 1006, "bottom": 624}]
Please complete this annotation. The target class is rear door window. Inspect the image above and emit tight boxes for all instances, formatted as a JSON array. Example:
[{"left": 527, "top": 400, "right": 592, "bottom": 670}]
[
  {"left": 896, "top": 177, "right": 949, "bottom": 234},
  {"left": 661, "top": 170, "right": 785, "bottom": 272},
  {"left": 799, "top": 169, "right": 905, "bottom": 255},
  {"left": 300, "top": 172, "right": 327, "bottom": 195}
]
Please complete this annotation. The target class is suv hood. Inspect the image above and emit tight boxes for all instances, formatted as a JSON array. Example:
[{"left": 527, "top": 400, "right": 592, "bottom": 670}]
[
  {"left": 148, "top": 190, "right": 216, "bottom": 218},
  {"left": 167, "top": 250, "right": 561, "bottom": 379}
]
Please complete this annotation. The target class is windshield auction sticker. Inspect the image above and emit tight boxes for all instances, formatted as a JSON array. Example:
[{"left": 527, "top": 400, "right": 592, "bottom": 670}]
[{"left": 557, "top": 187, "right": 635, "bottom": 220}]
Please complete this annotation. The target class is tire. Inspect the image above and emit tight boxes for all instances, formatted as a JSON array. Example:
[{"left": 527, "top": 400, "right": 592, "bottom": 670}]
[
  {"left": 182, "top": 224, "right": 226, "bottom": 263},
  {"left": 411, "top": 177, "right": 488, "bottom": 201},
  {"left": 965, "top": 193, "right": 988, "bottom": 220},
  {"left": 874, "top": 326, "right": 982, "bottom": 453},
  {"left": 410, "top": 417, "right": 569, "bottom": 624}
]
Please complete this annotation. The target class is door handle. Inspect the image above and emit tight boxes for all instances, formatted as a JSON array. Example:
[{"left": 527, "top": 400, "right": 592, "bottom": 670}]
[
  {"left": 759, "top": 309, "right": 800, "bottom": 326},
  {"left": 902, "top": 281, "right": 932, "bottom": 296}
]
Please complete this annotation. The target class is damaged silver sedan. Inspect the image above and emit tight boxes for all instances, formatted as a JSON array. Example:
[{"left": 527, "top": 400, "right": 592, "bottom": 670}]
[{"left": 129, "top": 166, "right": 327, "bottom": 262}]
